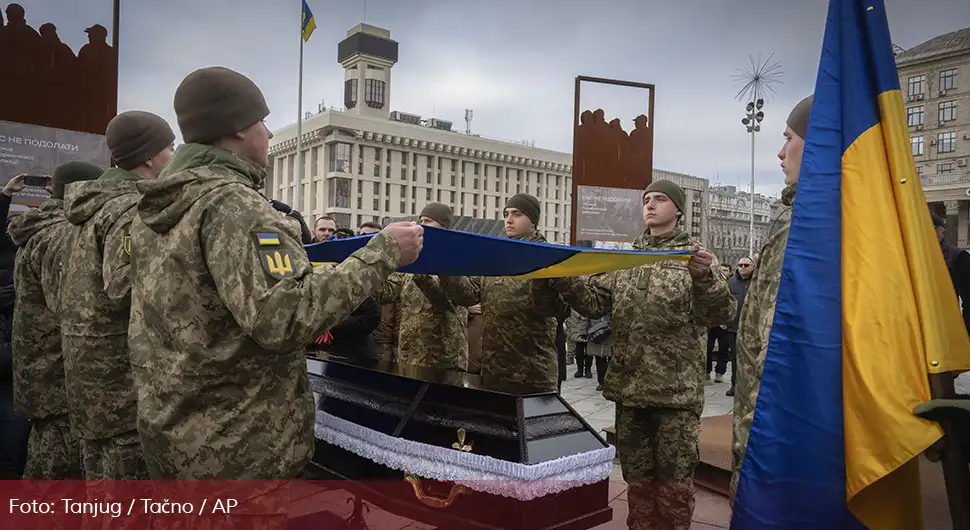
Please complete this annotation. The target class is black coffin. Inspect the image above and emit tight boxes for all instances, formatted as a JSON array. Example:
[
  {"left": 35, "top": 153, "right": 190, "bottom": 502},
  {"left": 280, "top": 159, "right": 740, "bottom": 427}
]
[{"left": 304, "top": 354, "right": 615, "bottom": 530}]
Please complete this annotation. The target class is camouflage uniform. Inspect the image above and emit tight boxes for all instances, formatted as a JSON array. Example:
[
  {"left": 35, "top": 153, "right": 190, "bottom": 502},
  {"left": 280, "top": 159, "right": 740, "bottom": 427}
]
[
  {"left": 60, "top": 168, "right": 148, "bottom": 480},
  {"left": 9, "top": 199, "right": 83, "bottom": 479},
  {"left": 128, "top": 143, "right": 400, "bottom": 479},
  {"left": 439, "top": 231, "right": 567, "bottom": 391},
  {"left": 730, "top": 184, "right": 795, "bottom": 504},
  {"left": 550, "top": 228, "right": 736, "bottom": 530},
  {"left": 376, "top": 273, "right": 469, "bottom": 371}
]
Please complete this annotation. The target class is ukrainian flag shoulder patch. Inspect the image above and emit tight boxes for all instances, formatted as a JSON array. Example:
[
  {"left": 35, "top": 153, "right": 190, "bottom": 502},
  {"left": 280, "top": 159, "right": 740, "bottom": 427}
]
[{"left": 256, "top": 232, "right": 280, "bottom": 246}]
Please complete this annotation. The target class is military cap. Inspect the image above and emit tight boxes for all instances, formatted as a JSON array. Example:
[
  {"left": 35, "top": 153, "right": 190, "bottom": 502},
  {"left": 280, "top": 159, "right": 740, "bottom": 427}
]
[
  {"left": 787, "top": 95, "right": 814, "bottom": 140},
  {"left": 52, "top": 160, "right": 104, "bottom": 199},
  {"left": 106, "top": 111, "right": 175, "bottom": 170},
  {"left": 505, "top": 193, "right": 541, "bottom": 226},
  {"left": 174, "top": 66, "right": 270, "bottom": 144},
  {"left": 644, "top": 179, "right": 686, "bottom": 214},
  {"left": 420, "top": 202, "right": 453, "bottom": 229}
]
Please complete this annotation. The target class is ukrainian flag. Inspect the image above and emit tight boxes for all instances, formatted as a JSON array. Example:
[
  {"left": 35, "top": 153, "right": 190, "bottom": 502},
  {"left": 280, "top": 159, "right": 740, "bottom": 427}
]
[
  {"left": 731, "top": 1, "right": 970, "bottom": 529},
  {"left": 301, "top": 0, "right": 316, "bottom": 42},
  {"left": 304, "top": 225, "right": 694, "bottom": 278}
]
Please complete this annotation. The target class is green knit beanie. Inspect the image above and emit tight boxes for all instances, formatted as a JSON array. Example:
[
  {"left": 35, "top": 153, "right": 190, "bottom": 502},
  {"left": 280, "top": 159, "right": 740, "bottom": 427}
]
[
  {"left": 643, "top": 179, "right": 686, "bottom": 214},
  {"left": 52, "top": 161, "right": 104, "bottom": 199}
]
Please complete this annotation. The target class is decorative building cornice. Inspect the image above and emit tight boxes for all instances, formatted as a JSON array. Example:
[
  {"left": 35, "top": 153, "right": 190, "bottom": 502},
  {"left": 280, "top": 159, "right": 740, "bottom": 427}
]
[{"left": 268, "top": 125, "right": 572, "bottom": 173}]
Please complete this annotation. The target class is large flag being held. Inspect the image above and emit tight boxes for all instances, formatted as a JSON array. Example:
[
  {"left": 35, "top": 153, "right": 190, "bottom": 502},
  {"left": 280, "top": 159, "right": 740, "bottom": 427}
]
[
  {"left": 305, "top": 225, "right": 694, "bottom": 278},
  {"left": 730, "top": 1, "right": 970, "bottom": 529}
]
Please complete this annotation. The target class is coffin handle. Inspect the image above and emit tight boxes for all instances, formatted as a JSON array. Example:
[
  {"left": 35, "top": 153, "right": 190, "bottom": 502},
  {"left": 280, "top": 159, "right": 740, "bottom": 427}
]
[{"left": 404, "top": 474, "right": 468, "bottom": 509}]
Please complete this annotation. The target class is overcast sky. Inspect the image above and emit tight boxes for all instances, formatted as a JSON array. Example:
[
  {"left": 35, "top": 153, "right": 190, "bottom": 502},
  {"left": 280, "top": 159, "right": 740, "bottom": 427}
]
[{"left": 19, "top": 0, "right": 970, "bottom": 198}]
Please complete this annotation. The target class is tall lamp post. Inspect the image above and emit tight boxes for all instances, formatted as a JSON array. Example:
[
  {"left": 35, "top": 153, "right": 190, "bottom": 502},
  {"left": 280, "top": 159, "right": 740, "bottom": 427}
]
[
  {"left": 742, "top": 100, "right": 764, "bottom": 257},
  {"left": 732, "top": 52, "right": 782, "bottom": 258}
]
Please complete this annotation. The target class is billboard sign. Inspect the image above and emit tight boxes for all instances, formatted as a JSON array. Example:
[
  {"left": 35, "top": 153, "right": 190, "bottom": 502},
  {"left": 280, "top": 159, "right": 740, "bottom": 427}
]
[
  {"left": 1, "top": 120, "right": 110, "bottom": 219},
  {"left": 575, "top": 185, "right": 644, "bottom": 244}
]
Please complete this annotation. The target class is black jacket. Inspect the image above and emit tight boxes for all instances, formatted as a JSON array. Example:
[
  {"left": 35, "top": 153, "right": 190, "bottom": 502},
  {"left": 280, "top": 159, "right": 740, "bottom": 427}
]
[
  {"left": 318, "top": 297, "right": 380, "bottom": 360},
  {"left": 942, "top": 242, "right": 970, "bottom": 335},
  {"left": 726, "top": 271, "right": 751, "bottom": 332}
]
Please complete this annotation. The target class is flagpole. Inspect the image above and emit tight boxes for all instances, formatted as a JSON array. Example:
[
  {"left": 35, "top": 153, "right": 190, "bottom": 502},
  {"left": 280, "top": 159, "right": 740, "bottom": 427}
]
[{"left": 295, "top": 4, "right": 305, "bottom": 214}]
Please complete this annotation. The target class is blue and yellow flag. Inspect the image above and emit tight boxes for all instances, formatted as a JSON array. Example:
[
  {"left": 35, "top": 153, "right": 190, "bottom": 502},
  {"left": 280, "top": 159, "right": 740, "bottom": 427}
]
[
  {"left": 304, "top": 226, "right": 693, "bottom": 278},
  {"left": 731, "top": 1, "right": 970, "bottom": 529},
  {"left": 301, "top": 0, "right": 316, "bottom": 42}
]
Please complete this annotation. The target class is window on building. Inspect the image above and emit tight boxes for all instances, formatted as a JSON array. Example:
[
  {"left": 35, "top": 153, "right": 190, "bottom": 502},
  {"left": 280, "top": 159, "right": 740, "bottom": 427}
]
[
  {"left": 906, "top": 75, "right": 925, "bottom": 98},
  {"left": 426, "top": 189, "right": 432, "bottom": 201},
  {"left": 372, "top": 198, "right": 379, "bottom": 210},
  {"left": 364, "top": 79, "right": 386, "bottom": 109},
  {"left": 939, "top": 101, "right": 957, "bottom": 123},
  {"left": 911, "top": 135, "right": 923, "bottom": 156},
  {"left": 344, "top": 79, "right": 357, "bottom": 109},
  {"left": 329, "top": 142, "right": 351, "bottom": 173},
  {"left": 328, "top": 177, "right": 351, "bottom": 208},
  {"left": 426, "top": 156, "right": 433, "bottom": 169},
  {"left": 915, "top": 166, "right": 923, "bottom": 177},
  {"left": 938, "top": 163, "right": 954, "bottom": 174},
  {"left": 373, "top": 182, "right": 379, "bottom": 194},
  {"left": 907, "top": 106, "right": 924, "bottom": 127},
  {"left": 939, "top": 69, "right": 957, "bottom": 91},
  {"left": 401, "top": 152, "right": 408, "bottom": 165},
  {"left": 451, "top": 159, "right": 457, "bottom": 172},
  {"left": 357, "top": 197, "right": 362, "bottom": 210},
  {"left": 937, "top": 132, "right": 957, "bottom": 153}
]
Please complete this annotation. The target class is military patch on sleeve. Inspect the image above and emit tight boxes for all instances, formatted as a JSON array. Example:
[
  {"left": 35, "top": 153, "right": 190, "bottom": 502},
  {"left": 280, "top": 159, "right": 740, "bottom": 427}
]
[
  {"left": 122, "top": 235, "right": 131, "bottom": 256},
  {"left": 256, "top": 232, "right": 281, "bottom": 246},
  {"left": 261, "top": 249, "right": 295, "bottom": 280}
]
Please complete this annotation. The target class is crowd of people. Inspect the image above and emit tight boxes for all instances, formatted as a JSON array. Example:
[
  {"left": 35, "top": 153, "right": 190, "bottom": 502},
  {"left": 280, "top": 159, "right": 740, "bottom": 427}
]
[{"left": 1, "top": 61, "right": 966, "bottom": 530}]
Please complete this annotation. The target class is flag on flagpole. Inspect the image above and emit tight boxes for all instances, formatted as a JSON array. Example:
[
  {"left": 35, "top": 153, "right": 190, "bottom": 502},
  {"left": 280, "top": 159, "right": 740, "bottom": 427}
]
[
  {"left": 301, "top": 0, "right": 316, "bottom": 42},
  {"left": 304, "top": 225, "right": 694, "bottom": 278},
  {"left": 730, "top": 0, "right": 970, "bottom": 529}
]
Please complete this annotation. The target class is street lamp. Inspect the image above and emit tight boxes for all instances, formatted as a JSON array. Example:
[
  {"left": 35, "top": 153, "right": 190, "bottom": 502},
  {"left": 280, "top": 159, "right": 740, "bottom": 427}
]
[
  {"left": 731, "top": 52, "right": 782, "bottom": 258},
  {"left": 741, "top": 99, "right": 764, "bottom": 256}
]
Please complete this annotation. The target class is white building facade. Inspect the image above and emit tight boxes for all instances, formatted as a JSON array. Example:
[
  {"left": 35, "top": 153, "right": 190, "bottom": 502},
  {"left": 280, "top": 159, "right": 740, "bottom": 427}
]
[
  {"left": 265, "top": 23, "right": 711, "bottom": 246},
  {"left": 266, "top": 23, "right": 574, "bottom": 243},
  {"left": 708, "top": 185, "right": 773, "bottom": 265}
]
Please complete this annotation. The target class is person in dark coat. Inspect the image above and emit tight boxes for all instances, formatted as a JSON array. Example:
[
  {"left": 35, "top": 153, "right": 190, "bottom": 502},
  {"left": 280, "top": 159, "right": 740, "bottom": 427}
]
[
  {"left": 311, "top": 228, "right": 380, "bottom": 360},
  {"left": 725, "top": 257, "right": 754, "bottom": 396},
  {"left": 932, "top": 211, "right": 970, "bottom": 335}
]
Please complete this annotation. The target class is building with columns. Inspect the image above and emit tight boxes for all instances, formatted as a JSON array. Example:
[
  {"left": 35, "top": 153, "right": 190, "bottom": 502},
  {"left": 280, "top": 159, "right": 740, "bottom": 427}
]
[
  {"left": 707, "top": 185, "right": 773, "bottom": 266},
  {"left": 895, "top": 27, "right": 970, "bottom": 247},
  {"left": 266, "top": 23, "right": 575, "bottom": 243}
]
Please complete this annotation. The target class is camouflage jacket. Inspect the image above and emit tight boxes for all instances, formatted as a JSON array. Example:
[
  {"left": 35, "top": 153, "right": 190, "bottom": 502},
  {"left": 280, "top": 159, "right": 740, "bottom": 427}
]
[
  {"left": 551, "top": 228, "right": 736, "bottom": 410},
  {"left": 128, "top": 143, "right": 400, "bottom": 479},
  {"left": 439, "top": 231, "right": 567, "bottom": 392},
  {"left": 60, "top": 168, "right": 141, "bottom": 440},
  {"left": 9, "top": 199, "right": 69, "bottom": 419},
  {"left": 730, "top": 184, "right": 794, "bottom": 503},
  {"left": 377, "top": 273, "right": 468, "bottom": 371}
]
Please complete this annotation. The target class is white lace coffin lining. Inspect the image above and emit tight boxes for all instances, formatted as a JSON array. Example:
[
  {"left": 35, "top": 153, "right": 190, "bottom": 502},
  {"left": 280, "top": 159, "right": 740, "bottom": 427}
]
[{"left": 314, "top": 411, "right": 616, "bottom": 501}]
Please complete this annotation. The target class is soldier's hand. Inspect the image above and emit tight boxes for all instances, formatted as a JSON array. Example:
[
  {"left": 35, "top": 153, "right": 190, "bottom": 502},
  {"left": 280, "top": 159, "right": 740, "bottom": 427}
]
[
  {"left": 468, "top": 303, "right": 482, "bottom": 315},
  {"left": 687, "top": 244, "right": 715, "bottom": 279},
  {"left": 384, "top": 221, "right": 424, "bottom": 267}
]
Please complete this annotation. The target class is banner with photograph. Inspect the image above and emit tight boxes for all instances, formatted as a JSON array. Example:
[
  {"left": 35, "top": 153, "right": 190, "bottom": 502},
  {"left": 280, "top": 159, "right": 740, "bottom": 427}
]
[
  {"left": 575, "top": 185, "right": 644, "bottom": 245},
  {"left": 1, "top": 120, "right": 110, "bottom": 219}
]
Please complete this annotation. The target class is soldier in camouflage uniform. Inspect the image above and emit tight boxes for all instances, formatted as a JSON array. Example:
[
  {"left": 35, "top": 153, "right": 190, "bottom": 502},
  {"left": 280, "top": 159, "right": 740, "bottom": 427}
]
[
  {"left": 9, "top": 161, "right": 102, "bottom": 479},
  {"left": 376, "top": 202, "right": 469, "bottom": 371},
  {"left": 731, "top": 95, "right": 812, "bottom": 505},
  {"left": 126, "top": 67, "right": 423, "bottom": 479},
  {"left": 439, "top": 194, "right": 567, "bottom": 391},
  {"left": 548, "top": 180, "right": 736, "bottom": 530},
  {"left": 60, "top": 111, "right": 176, "bottom": 480},
  {"left": 359, "top": 223, "right": 398, "bottom": 362}
]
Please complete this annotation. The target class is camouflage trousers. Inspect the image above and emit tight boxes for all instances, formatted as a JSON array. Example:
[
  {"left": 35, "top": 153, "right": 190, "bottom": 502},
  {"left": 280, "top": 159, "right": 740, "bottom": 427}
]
[
  {"left": 616, "top": 405, "right": 700, "bottom": 530},
  {"left": 80, "top": 430, "right": 150, "bottom": 480},
  {"left": 23, "top": 414, "right": 83, "bottom": 479}
]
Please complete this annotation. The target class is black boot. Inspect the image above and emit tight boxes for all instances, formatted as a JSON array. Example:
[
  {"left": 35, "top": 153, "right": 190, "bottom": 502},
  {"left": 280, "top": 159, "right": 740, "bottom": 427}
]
[{"left": 584, "top": 358, "right": 593, "bottom": 378}]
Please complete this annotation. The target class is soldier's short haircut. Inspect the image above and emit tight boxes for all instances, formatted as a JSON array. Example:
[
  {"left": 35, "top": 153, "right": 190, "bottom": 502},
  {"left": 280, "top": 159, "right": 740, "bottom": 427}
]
[{"left": 358, "top": 221, "right": 382, "bottom": 232}]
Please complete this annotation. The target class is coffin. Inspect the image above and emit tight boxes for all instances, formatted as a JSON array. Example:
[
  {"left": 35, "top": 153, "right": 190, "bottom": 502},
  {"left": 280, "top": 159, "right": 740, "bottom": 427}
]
[{"left": 304, "top": 354, "right": 616, "bottom": 530}]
